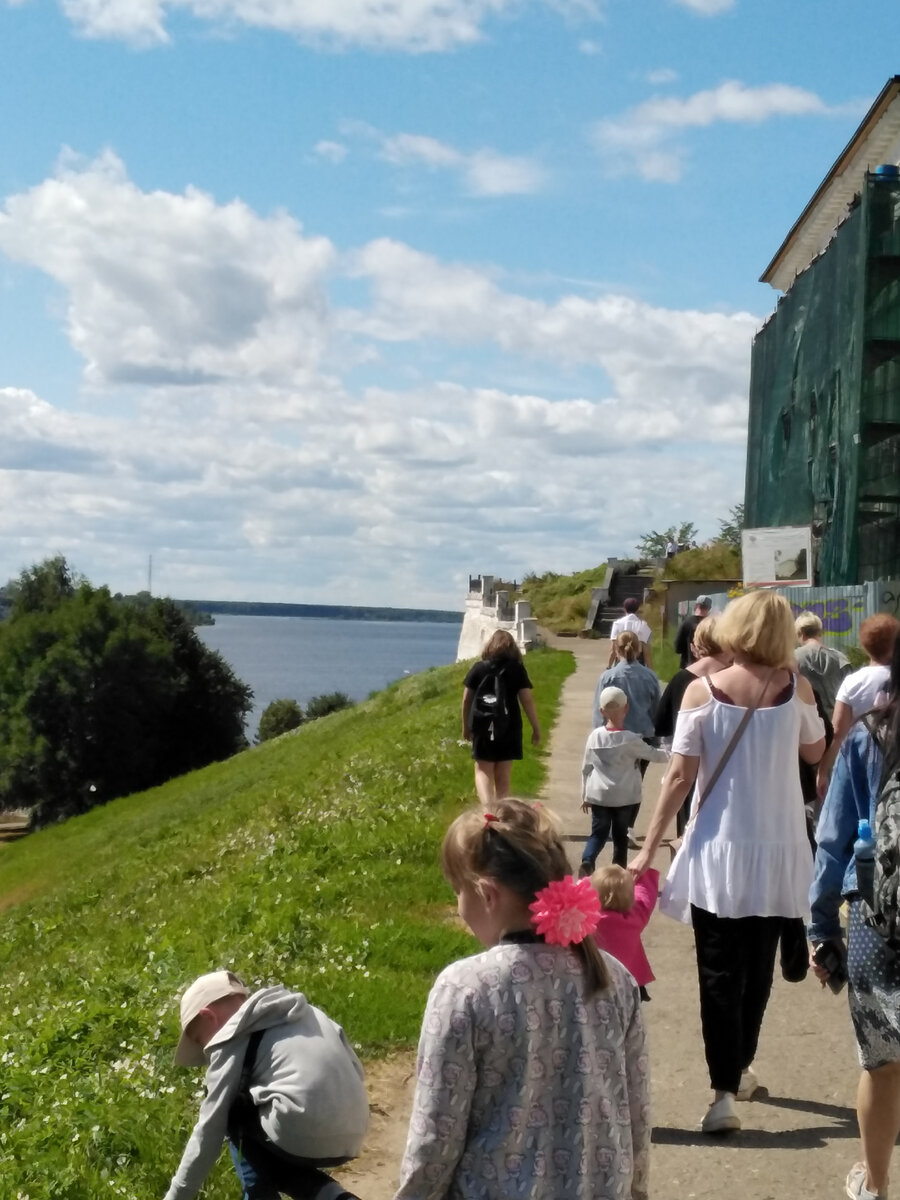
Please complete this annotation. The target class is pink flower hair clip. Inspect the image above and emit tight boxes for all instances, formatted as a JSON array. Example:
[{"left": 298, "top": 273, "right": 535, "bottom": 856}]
[{"left": 529, "top": 876, "right": 601, "bottom": 947}]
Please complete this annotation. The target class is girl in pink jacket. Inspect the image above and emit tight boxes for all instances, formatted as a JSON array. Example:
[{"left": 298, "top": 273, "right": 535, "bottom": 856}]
[{"left": 591, "top": 865, "right": 659, "bottom": 1001}]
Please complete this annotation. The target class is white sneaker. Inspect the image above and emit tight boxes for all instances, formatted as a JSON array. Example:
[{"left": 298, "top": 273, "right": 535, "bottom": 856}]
[
  {"left": 701, "top": 1093, "right": 741, "bottom": 1135},
  {"left": 846, "top": 1161, "right": 886, "bottom": 1199},
  {"left": 736, "top": 1067, "right": 759, "bottom": 1101}
]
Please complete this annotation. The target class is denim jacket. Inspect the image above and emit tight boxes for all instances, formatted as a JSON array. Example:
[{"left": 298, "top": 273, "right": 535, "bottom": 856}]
[{"left": 808, "top": 723, "right": 882, "bottom": 944}]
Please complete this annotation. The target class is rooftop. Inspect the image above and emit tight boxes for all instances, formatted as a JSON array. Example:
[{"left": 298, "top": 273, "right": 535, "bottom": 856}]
[{"left": 762, "top": 76, "right": 900, "bottom": 292}]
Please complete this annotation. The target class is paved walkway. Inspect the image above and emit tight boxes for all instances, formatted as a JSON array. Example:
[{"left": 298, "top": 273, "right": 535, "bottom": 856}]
[
  {"left": 540, "top": 632, "right": 863, "bottom": 1199},
  {"left": 346, "top": 634, "right": 866, "bottom": 1200}
]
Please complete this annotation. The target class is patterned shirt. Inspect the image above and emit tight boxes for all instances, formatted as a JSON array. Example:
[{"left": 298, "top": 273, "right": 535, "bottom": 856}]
[{"left": 395, "top": 941, "right": 650, "bottom": 1200}]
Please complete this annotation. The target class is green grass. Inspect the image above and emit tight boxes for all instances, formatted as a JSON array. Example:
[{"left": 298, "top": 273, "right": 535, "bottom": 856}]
[
  {"left": 0, "top": 647, "right": 574, "bottom": 1200},
  {"left": 519, "top": 564, "right": 607, "bottom": 633}
]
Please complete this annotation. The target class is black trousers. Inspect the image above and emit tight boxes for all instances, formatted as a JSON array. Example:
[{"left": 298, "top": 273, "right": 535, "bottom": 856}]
[{"left": 691, "top": 904, "right": 782, "bottom": 1095}]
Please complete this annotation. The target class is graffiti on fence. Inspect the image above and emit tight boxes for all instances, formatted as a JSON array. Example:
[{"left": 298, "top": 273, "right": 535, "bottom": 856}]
[
  {"left": 783, "top": 595, "right": 867, "bottom": 638},
  {"left": 879, "top": 583, "right": 900, "bottom": 620}
]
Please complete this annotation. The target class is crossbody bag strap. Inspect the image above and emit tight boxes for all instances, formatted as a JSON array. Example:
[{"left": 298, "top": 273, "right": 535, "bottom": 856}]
[
  {"left": 238, "top": 1029, "right": 265, "bottom": 1094},
  {"left": 692, "top": 667, "right": 775, "bottom": 816}
]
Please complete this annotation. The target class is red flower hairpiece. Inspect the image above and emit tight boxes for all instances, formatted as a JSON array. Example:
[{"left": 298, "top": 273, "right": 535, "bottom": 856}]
[
  {"left": 483, "top": 812, "right": 498, "bottom": 824},
  {"left": 529, "top": 876, "right": 601, "bottom": 947}
]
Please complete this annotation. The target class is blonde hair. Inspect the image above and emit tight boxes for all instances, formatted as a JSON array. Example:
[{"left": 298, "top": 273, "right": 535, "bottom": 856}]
[
  {"left": 614, "top": 631, "right": 641, "bottom": 663},
  {"left": 795, "top": 611, "right": 823, "bottom": 639},
  {"left": 591, "top": 865, "right": 634, "bottom": 913},
  {"left": 692, "top": 615, "right": 723, "bottom": 659},
  {"left": 441, "top": 799, "right": 609, "bottom": 995},
  {"left": 714, "top": 591, "right": 795, "bottom": 667}
]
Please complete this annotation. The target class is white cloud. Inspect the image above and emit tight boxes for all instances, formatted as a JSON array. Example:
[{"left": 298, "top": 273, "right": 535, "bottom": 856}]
[
  {"left": 646, "top": 68, "right": 678, "bottom": 85},
  {"left": 314, "top": 140, "right": 348, "bottom": 164},
  {"left": 345, "top": 238, "right": 755, "bottom": 423},
  {"left": 578, "top": 38, "right": 601, "bottom": 55},
  {"left": 670, "top": 0, "right": 734, "bottom": 13},
  {"left": 379, "top": 132, "right": 546, "bottom": 196},
  {"left": 0, "top": 157, "right": 752, "bottom": 603},
  {"left": 593, "top": 80, "right": 837, "bottom": 181},
  {"left": 0, "top": 150, "right": 336, "bottom": 387},
  {"left": 50, "top": 0, "right": 601, "bottom": 51}
]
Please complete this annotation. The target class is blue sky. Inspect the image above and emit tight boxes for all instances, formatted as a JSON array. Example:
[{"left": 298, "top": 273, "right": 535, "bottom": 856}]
[{"left": 1, "top": 0, "right": 898, "bottom": 606}]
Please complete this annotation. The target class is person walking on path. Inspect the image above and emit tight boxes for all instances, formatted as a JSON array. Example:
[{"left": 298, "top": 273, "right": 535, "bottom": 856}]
[
  {"left": 462, "top": 630, "right": 540, "bottom": 809},
  {"left": 629, "top": 590, "right": 825, "bottom": 1135},
  {"left": 794, "top": 610, "right": 851, "bottom": 717},
  {"left": 593, "top": 633, "right": 660, "bottom": 734},
  {"left": 654, "top": 617, "right": 730, "bottom": 838},
  {"left": 591, "top": 864, "right": 660, "bottom": 1003},
  {"left": 395, "top": 799, "right": 650, "bottom": 1200},
  {"left": 809, "top": 637, "right": 900, "bottom": 1200},
  {"left": 580, "top": 686, "right": 668, "bottom": 873},
  {"left": 608, "top": 597, "right": 654, "bottom": 669},
  {"left": 674, "top": 596, "right": 712, "bottom": 669},
  {"left": 817, "top": 614, "right": 900, "bottom": 801}
]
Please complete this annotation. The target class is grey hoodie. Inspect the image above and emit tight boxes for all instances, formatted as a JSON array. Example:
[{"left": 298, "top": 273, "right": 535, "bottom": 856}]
[{"left": 164, "top": 986, "right": 369, "bottom": 1200}]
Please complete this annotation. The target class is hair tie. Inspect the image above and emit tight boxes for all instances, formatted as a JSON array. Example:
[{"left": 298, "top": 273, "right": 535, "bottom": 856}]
[
  {"left": 529, "top": 876, "right": 601, "bottom": 946},
  {"left": 483, "top": 812, "right": 498, "bottom": 825}
]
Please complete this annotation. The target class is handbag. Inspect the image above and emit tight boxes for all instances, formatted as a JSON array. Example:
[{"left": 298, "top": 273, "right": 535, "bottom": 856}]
[{"left": 659, "top": 669, "right": 774, "bottom": 926}]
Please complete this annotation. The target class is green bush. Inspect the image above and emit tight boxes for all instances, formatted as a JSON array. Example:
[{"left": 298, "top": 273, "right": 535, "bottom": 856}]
[
  {"left": 305, "top": 691, "right": 354, "bottom": 720},
  {"left": 257, "top": 698, "right": 305, "bottom": 742}
]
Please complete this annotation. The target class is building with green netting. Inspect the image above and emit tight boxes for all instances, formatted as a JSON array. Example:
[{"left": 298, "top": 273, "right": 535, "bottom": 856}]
[{"left": 746, "top": 77, "right": 900, "bottom": 585}]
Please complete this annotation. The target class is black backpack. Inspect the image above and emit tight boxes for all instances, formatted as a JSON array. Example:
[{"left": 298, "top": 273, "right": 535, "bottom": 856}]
[{"left": 469, "top": 663, "right": 510, "bottom": 742}]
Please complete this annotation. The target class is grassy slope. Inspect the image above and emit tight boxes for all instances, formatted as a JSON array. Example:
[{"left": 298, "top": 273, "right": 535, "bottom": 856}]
[
  {"left": 519, "top": 564, "right": 607, "bottom": 632},
  {"left": 0, "top": 647, "right": 574, "bottom": 1200}
]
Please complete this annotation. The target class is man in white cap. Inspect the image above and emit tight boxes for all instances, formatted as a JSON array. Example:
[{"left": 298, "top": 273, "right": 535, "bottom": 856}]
[{"left": 164, "top": 969, "right": 368, "bottom": 1200}]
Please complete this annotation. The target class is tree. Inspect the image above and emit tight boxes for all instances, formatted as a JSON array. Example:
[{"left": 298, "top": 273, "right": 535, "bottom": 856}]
[
  {"left": 716, "top": 503, "right": 745, "bottom": 552},
  {"left": 635, "top": 522, "right": 698, "bottom": 559},
  {"left": 305, "top": 692, "right": 354, "bottom": 721},
  {"left": 0, "top": 558, "right": 252, "bottom": 826},
  {"left": 257, "top": 699, "right": 304, "bottom": 743},
  {"left": 4, "top": 555, "right": 86, "bottom": 615}
]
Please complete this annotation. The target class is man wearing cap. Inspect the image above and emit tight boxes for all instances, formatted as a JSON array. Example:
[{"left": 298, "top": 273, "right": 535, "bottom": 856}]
[
  {"left": 608, "top": 597, "right": 654, "bottom": 669},
  {"left": 674, "top": 596, "right": 712, "bottom": 669},
  {"left": 163, "top": 970, "right": 368, "bottom": 1200}
]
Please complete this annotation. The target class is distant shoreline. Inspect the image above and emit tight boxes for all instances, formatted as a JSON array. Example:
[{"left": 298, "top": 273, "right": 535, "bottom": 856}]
[{"left": 180, "top": 599, "right": 463, "bottom": 624}]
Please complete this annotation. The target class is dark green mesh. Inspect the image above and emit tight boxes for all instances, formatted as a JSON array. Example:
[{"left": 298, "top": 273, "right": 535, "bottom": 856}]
[{"left": 747, "top": 174, "right": 900, "bottom": 584}]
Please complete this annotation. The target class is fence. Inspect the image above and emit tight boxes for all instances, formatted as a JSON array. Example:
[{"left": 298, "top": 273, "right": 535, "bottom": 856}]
[{"left": 676, "top": 581, "right": 900, "bottom": 650}]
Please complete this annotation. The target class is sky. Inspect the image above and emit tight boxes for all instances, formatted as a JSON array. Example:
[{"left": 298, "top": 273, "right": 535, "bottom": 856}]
[{"left": 1, "top": 1, "right": 898, "bottom": 608}]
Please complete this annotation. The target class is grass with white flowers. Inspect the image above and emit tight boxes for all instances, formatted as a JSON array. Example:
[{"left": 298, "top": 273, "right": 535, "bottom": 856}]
[{"left": 0, "top": 646, "right": 574, "bottom": 1200}]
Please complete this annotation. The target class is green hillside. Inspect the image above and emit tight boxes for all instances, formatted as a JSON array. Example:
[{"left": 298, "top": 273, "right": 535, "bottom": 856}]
[{"left": 0, "top": 647, "right": 574, "bottom": 1200}]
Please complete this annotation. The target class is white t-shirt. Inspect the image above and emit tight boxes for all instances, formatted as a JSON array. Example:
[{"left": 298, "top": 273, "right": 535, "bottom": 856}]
[
  {"left": 834, "top": 663, "right": 891, "bottom": 718},
  {"left": 669, "top": 677, "right": 824, "bottom": 919},
  {"left": 609, "top": 613, "right": 652, "bottom": 644}
]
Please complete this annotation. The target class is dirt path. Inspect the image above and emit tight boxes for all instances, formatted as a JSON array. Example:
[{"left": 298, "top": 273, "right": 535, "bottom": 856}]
[{"left": 340, "top": 633, "right": 862, "bottom": 1199}]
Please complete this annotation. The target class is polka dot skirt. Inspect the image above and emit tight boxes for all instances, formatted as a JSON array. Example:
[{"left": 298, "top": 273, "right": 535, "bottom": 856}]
[{"left": 847, "top": 899, "right": 900, "bottom": 1070}]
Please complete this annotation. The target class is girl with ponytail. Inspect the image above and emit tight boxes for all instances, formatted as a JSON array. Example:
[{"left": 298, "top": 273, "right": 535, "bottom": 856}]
[{"left": 394, "top": 799, "right": 650, "bottom": 1200}]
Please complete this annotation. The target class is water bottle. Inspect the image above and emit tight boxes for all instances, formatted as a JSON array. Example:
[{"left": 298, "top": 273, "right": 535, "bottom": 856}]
[{"left": 854, "top": 818, "right": 876, "bottom": 908}]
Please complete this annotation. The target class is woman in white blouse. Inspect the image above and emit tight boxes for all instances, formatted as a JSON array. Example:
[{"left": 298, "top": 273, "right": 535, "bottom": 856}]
[{"left": 629, "top": 590, "right": 825, "bottom": 1135}]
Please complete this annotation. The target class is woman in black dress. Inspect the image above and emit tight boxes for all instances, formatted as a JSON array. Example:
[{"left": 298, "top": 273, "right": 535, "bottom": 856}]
[{"left": 462, "top": 630, "right": 540, "bottom": 808}]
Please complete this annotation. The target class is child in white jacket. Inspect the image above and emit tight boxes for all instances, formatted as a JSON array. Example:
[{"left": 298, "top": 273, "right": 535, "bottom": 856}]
[
  {"left": 579, "top": 687, "right": 668, "bottom": 873},
  {"left": 164, "top": 970, "right": 369, "bottom": 1200}
]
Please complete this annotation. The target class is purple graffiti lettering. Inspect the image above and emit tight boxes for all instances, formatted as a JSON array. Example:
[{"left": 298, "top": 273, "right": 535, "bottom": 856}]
[{"left": 824, "top": 599, "right": 852, "bottom": 634}]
